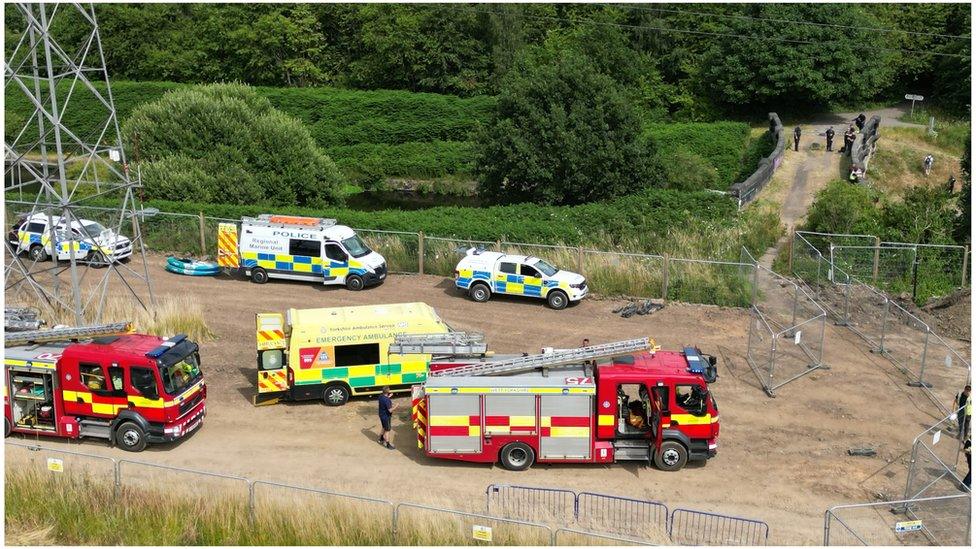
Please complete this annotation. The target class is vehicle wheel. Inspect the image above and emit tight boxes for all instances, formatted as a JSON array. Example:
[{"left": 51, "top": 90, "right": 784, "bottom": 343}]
[
  {"left": 654, "top": 440, "right": 688, "bottom": 471},
  {"left": 251, "top": 267, "right": 269, "bottom": 284},
  {"left": 500, "top": 442, "right": 535, "bottom": 471},
  {"left": 345, "top": 275, "right": 364, "bottom": 291},
  {"left": 115, "top": 422, "right": 147, "bottom": 452},
  {"left": 90, "top": 251, "right": 108, "bottom": 268},
  {"left": 5, "top": 417, "right": 11, "bottom": 438},
  {"left": 323, "top": 383, "right": 350, "bottom": 407},
  {"left": 28, "top": 245, "right": 47, "bottom": 262},
  {"left": 546, "top": 290, "right": 569, "bottom": 310},
  {"left": 469, "top": 283, "right": 491, "bottom": 303}
]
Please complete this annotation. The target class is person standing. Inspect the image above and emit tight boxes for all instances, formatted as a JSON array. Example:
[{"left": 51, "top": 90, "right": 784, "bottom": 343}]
[
  {"left": 793, "top": 126, "right": 802, "bottom": 151},
  {"left": 855, "top": 113, "right": 866, "bottom": 132},
  {"left": 923, "top": 154, "right": 934, "bottom": 176},
  {"left": 963, "top": 437, "right": 971, "bottom": 490},
  {"left": 843, "top": 127, "right": 856, "bottom": 157},
  {"left": 825, "top": 126, "right": 835, "bottom": 151},
  {"left": 378, "top": 386, "right": 398, "bottom": 450},
  {"left": 957, "top": 385, "right": 971, "bottom": 439}
]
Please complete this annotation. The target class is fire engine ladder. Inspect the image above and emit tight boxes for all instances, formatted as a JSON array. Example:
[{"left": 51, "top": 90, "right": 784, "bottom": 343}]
[
  {"left": 430, "top": 337, "right": 651, "bottom": 377},
  {"left": 388, "top": 332, "right": 488, "bottom": 356},
  {"left": 4, "top": 322, "right": 132, "bottom": 347}
]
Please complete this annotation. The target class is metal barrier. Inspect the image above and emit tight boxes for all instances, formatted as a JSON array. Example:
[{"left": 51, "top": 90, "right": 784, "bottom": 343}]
[
  {"left": 117, "top": 458, "right": 251, "bottom": 506},
  {"left": 576, "top": 491, "right": 669, "bottom": 537},
  {"left": 669, "top": 508, "right": 769, "bottom": 546},
  {"left": 552, "top": 527, "right": 652, "bottom": 546},
  {"left": 824, "top": 494, "right": 971, "bottom": 546},
  {"left": 394, "top": 502, "right": 553, "bottom": 545},
  {"left": 486, "top": 484, "right": 576, "bottom": 524},
  {"left": 4, "top": 440, "right": 118, "bottom": 493},
  {"left": 903, "top": 408, "right": 969, "bottom": 502}
]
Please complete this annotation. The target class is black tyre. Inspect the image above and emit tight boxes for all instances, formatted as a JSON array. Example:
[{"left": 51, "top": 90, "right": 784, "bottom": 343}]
[
  {"left": 5, "top": 417, "right": 11, "bottom": 438},
  {"left": 115, "top": 422, "right": 148, "bottom": 452},
  {"left": 653, "top": 440, "right": 688, "bottom": 471},
  {"left": 469, "top": 283, "right": 491, "bottom": 303},
  {"left": 89, "top": 251, "right": 108, "bottom": 268},
  {"left": 546, "top": 290, "right": 569, "bottom": 310},
  {"left": 345, "top": 274, "right": 364, "bottom": 291},
  {"left": 28, "top": 245, "right": 47, "bottom": 262},
  {"left": 500, "top": 442, "right": 535, "bottom": 471},
  {"left": 251, "top": 267, "right": 269, "bottom": 284},
  {"left": 323, "top": 383, "right": 350, "bottom": 406}
]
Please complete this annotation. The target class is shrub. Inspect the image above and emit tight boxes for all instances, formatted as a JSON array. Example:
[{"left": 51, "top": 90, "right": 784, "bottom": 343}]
[
  {"left": 123, "top": 83, "right": 343, "bottom": 206},
  {"left": 643, "top": 122, "right": 751, "bottom": 187},
  {"left": 659, "top": 150, "right": 719, "bottom": 191},
  {"left": 327, "top": 141, "right": 475, "bottom": 185},
  {"left": 803, "top": 180, "right": 883, "bottom": 236}
]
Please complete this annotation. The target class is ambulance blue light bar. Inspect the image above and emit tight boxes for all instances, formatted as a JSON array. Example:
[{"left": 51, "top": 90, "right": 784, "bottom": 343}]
[{"left": 146, "top": 334, "right": 188, "bottom": 358}]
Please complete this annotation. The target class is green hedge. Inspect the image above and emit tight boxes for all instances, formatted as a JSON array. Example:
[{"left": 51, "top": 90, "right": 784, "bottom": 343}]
[
  {"left": 644, "top": 122, "right": 751, "bottom": 187},
  {"left": 328, "top": 141, "right": 475, "bottom": 184}
]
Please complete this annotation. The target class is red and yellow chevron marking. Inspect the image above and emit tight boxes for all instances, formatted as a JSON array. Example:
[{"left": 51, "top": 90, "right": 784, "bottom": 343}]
[
  {"left": 256, "top": 329, "right": 286, "bottom": 350},
  {"left": 540, "top": 416, "right": 590, "bottom": 438},
  {"left": 484, "top": 415, "right": 536, "bottom": 434},
  {"left": 258, "top": 370, "right": 288, "bottom": 393},
  {"left": 415, "top": 399, "right": 428, "bottom": 448},
  {"left": 217, "top": 223, "right": 239, "bottom": 268}
]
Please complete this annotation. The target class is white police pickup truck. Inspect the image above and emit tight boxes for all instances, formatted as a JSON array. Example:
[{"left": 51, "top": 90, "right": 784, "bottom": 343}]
[
  {"left": 454, "top": 248, "right": 588, "bottom": 309},
  {"left": 11, "top": 213, "right": 132, "bottom": 265}
]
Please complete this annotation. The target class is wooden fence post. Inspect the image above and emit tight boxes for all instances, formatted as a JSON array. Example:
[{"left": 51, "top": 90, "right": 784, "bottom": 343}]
[
  {"left": 198, "top": 212, "right": 206, "bottom": 257},
  {"left": 962, "top": 244, "right": 969, "bottom": 287},
  {"left": 872, "top": 236, "right": 881, "bottom": 283},
  {"left": 786, "top": 226, "right": 794, "bottom": 273},
  {"left": 662, "top": 254, "right": 670, "bottom": 302},
  {"left": 418, "top": 231, "right": 425, "bottom": 275},
  {"left": 577, "top": 246, "right": 584, "bottom": 275}
]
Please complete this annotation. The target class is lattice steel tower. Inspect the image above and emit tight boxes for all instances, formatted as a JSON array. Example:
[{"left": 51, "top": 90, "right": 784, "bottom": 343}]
[{"left": 4, "top": 2, "right": 154, "bottom": 324}]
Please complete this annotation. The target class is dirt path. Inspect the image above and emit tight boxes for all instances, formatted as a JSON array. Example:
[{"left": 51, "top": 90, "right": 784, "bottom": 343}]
[{"left": 5, "top": 254, "right": 964, "bottom": 544}]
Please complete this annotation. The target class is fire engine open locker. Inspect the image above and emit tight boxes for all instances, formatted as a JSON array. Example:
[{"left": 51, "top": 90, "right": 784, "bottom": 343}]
[{"left": 407, "top": 336, "right": 719, "bottom": 472}]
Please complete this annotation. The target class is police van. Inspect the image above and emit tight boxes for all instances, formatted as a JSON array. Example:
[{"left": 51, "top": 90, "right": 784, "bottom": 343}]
[
  {"left": 218, "top": 214, "right": 387, "bottom": 290},
  {"left": 11, "top": 213, "right": 132, "bottom": 264},
  {"left": 454, "top": 248, "right": 588, "bottom": 309}
]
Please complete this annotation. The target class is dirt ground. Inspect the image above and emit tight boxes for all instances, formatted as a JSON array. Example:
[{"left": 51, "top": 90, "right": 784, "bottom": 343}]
[{"left": 6, "top": 254, "right": 971, "bottom": 545}]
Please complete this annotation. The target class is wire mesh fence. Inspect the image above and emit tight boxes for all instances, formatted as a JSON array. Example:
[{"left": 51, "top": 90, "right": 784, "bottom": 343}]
[
  {"left": 830, "top": 243, "right": 969, "bottom": 298},
  {"left": 903, "top": 409, "right": 969, "bottom": 502},
  {"left": 824, "top": 494, "right": 970, "bottom": 546},
  {"left": 669, "top": 508, "right": 769, "bottom": 545},
  {"left": 485, "top": 484, "right": 577, "bottom": 525},
  {"left": 394, "top": 502, "right": 554, "bottom": 545}
]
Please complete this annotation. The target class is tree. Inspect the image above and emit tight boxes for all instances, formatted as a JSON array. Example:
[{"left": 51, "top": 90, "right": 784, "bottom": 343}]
[
  {"left": 804, "top": 180, "right": 883, "bottom": 235},
  {"left": 123, "top": 83, "right": 343, "bottom": 206},
  {"left": 954, "top": 135, "right": 970, "bottom": 244},
  {"left": 476, "top": 47, "right": 657, "bottom": 205},
  {"left": 228, "top": 5, "right": 329, "bottom": 87}
]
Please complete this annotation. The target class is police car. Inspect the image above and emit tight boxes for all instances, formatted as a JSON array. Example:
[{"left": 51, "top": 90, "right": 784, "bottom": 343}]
[
  {"left": 454, "top": 248, "right": 588, "bottom": 309},
  {"left": 11, "top": 213, "right": 132, "bottom": 264},
  {"left": 220, "top": 214, "right": 387, "bottom": 290}
]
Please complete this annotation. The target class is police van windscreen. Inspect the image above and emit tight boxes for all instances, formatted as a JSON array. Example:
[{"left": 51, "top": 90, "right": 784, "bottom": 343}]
[
  {"left": 532, "top": 259, "right": 558, "bottom": 276},
  {"left": 342, "top": 235, "right": 371, "bottom": 258},
  {"left": 157, "top": 342, "right": 202, "bottom": 395},
  {"left": 81, "top": 221, "right": 108, "bottom": 236}
]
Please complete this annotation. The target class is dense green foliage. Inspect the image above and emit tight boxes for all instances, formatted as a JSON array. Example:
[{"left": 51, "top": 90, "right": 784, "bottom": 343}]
[
  {"left": 477, "top": 47, "right": 657, "bottom": 205},
  {"left": 328, "top": 141, "right": 474, "bottom": 186},
  {"left": 7, "top": 4, "right": 966, "bottom": 115},
  {"left": 123, "top": 84, "right": 342, "bottom": 206},
  {"left": 643, "top": 122, "right": 751, "bottom": 187}
]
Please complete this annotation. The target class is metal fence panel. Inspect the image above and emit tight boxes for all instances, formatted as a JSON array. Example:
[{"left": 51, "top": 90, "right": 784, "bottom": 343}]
[
  {"left": 250, "top": 480, "right": 395, "bottom": 544},
  {"left": 4, "top": 441, "right": 117, "bottom": 484},
  {"left": 575, "top": 491, "right": 669, "bottom": 539},
  {"left": 355, "top": 228, "right": 421, "bottom": 274},
  {"left": 580, "top": 249, "right": 665, "bottom": 299},
  {"left": 422, "top": 236, "right": 496, "bottom": 277},
  {"left": 395, "top": 502, "right": 552, "bottom": 545},
  {"left": 117, "top": 458, "right": 250, "bottom": 508},
  {"left": 825, "top": 495, "right": 971, "bottom": 546},
  {"left": 669, "top": 508, "right": 769, "bottom": 546},
  {"left": 552, "top": 527, "right": 654, "bottom": 546},
  {"left": 667, "top": 258, "right": 754, "bottom": 307},
  {"left": 485, "top": 484, "right": 576, "bottom": 525}
]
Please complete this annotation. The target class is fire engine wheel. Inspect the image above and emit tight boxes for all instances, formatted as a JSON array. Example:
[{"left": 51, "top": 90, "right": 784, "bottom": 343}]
[
  {"left": 323, "top": 383, "right": 350, "bottom": 406},
  {"left": 4, "top": 417, "right": 10, "bottom": 438},
  {"left": 115, "top": 422, "right": 147, "bottom": 452},
  {"left": 251, "top": 267, "right": 269, "bottom": 284},
  {"left": 546, "top": 290, "right": 569, "bottom": 310},
  {"left": 469, "top": 283, "right": 491, "bottom": 303},
  {"left": 500, "top": 442, "right": 535, "bottom": 471},
  {"left": 28, "top": 245, "right": 47, "bottom": 262},
  {"left": 345, "top": 275, "right": 365, "bottom": 291},
  {"left": 654, "top": 440, "right": 688, "bottom": 471}
]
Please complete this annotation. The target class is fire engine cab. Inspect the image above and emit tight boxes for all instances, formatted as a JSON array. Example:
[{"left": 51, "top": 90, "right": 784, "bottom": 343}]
[
  {"left": 3, "top": 323, "right": 207, "bottom": 452},
  {"left": 409, "top": 337, "right": 718, "bottom": 472}
]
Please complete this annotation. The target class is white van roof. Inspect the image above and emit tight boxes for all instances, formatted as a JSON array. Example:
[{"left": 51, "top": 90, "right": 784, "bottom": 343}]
[{"left": 242, "top": 214, "right": 337, "bottom": 231}]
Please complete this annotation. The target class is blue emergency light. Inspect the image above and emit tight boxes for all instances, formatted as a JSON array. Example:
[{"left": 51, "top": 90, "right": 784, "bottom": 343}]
[
  {"left": 683, "top": 347, "right": 705, "bottom": 375},
  {"left": 145, "top": 334, "right": 188, "bottom": 358}
]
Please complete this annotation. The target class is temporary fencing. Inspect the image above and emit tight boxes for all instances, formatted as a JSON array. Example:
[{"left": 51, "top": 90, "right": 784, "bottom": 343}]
[
  {"left": 485, "top": 483, "right": 766, "bottom": 545},
  {"left": 824, "top": 494, "right": 970, "bottom": 546},
  {"left": 741, "top": 247, "right": 827, "bottom": 396},
  {"left": 903, "top": 408, "right": 969, "bottom": 502},
  {"left": 4, "top": 439, "right": 117, "bottom": 486},
  {"left": 118, "top": 458, "right": 251, "bottom": 508},
  {"left": 790, "top": 231, "right": 971, "bottom": 417},
  {"left": 830, "top": 242, "right": 969, "bottom": 297},
  {"left": 669, "top": 508, "right": 769, "bottom": 546},
  {"left": 393, "top": 502, "right": 553, "bottom": 545}
]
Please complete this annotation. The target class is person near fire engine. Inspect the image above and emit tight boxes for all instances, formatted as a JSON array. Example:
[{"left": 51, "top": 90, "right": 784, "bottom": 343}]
[{"left": 378, "top": 386, "right": 397, "bottom": 450}]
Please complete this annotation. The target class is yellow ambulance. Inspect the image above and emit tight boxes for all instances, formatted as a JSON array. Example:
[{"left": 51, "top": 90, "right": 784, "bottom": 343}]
[{"left": 254, "top": 303, "right": 450, "bottom": 406}]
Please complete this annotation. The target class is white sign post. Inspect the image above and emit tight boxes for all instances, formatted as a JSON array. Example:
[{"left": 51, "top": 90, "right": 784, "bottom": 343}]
[{"left": 905, "top": 94, "right": 924, "bottom": 117}]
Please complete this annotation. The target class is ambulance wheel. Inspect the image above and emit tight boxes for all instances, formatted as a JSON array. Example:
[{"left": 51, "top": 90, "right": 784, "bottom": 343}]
[
  {"left": 28, "top": 245, "right": 47, "bottom": 262},
  {"left": 500, "top": 442, "right": 535, "bottom": 471},
  {"left": 345, "top": 275, "right": 364, "bottom": 291},
  {"left": 323, "top": 383, "right": 350, "bottom": 406},
  {"left": 251, "top": 267, "right": 269, "bottom": 284},
  {"left": 469, "top": 283, "right": 491, "bottom": 303},
  {"left": 546, "top": 290, "right": 569, "bottom": 310},
  {"left": 115, "top": 422, "right": 147, "bottom": 452},
  {"left": 654, "top": 440, "right": 688, "bottom": 471}
]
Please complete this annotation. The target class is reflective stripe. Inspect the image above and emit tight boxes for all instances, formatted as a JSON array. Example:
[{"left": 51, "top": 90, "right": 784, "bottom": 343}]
[
  {"left": 671, "top": 413, "right": 713, "bottom": 425},
  {"left": 425, "top": 387, "right": 594, "bottom": 395},
  {"left": 597, "top": 414, "right": 615, "bottom": 426}
]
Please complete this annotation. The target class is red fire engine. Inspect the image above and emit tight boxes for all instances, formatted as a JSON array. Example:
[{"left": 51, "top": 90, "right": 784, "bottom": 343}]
[
  {"left": 4, "top": 323, "right": 207, "bottom": 452},
  {"left": 407, "top": 336, "right": 719, "bottom": 471}
]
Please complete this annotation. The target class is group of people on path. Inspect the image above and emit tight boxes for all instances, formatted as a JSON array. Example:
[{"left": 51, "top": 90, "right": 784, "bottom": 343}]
[{"left": 792, "top": 113, "right": 866, "bottom": 157}]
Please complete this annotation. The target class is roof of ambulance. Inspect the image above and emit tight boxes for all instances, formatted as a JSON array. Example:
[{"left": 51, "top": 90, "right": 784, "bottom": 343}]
[
  {"left": 5, "top": 334, "right": 165, "bottom": 363},
  {"left": 289, "top": 302, "right": 444, "bottom": 328}
]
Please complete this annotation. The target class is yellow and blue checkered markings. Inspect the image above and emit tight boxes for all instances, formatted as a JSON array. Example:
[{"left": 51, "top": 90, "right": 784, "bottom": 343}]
[
  {"left": 20, "top": 231, "right": 90, "bottom": 254},
  {"left": 241, "top": 252, "right": 368, "bottom": 277},
  {"left": 456, "top": 269, "right": 491, "bottom": 289}
]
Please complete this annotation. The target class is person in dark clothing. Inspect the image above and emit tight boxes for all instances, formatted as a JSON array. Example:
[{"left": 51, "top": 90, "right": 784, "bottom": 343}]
[
  {"left": 854, "top": 113, "right": 866, "bottom": 132},
  {"left": 825, "top": 127, "right": 835, "bottom": 151},
  {"left": 957, "top": 385, "right": 971, "bottom": 439},
  {"left": 963, "top": 437, "right": 971, "bottom": 490},
  {"left": 843, "top": 127, "right": 856, "bottom": 157},
  {"left": 378, "top": 386, "right": 397, "bottom": 450},
  {"left": 793, "top": 126, "right": 801, "bottom": 151}
]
